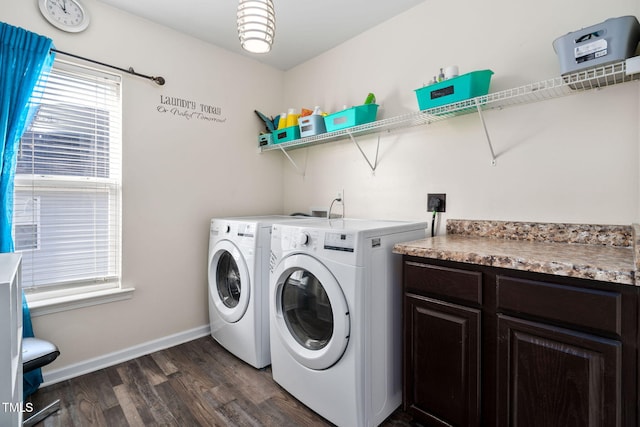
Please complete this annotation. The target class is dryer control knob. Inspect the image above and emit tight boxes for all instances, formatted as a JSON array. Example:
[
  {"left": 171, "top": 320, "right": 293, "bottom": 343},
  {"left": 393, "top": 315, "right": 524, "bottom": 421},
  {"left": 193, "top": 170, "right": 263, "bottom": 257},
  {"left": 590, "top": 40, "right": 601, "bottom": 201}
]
[{"left": 298, "top": 232, "right": 310, "bottom": 246}]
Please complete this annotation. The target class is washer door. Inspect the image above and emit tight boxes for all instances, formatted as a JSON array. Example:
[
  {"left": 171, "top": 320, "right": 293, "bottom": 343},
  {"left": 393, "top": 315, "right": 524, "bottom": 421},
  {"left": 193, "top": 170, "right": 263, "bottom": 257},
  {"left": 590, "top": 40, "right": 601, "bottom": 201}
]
[
  {"left": 272, "top": 253, "right": 350, "bottom": 370},
  {"left": 209, "top": 240, "right": 250, "bottom": 323}
]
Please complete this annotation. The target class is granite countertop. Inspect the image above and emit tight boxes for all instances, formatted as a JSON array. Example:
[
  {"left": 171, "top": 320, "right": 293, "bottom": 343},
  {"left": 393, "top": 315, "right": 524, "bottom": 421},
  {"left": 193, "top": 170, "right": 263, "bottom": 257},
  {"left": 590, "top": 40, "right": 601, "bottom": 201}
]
[{"left": 393, "top": 219, "right": 639, "bottom": 286}]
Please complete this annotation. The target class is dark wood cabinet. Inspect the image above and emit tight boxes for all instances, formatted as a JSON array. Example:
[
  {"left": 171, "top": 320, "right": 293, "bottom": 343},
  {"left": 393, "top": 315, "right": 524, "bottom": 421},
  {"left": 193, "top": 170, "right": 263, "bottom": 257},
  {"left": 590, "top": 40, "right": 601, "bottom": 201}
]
[
  {"left": 404, "top": 294, "right": 481, "bottom": 426},
  {"left": 402, "top": 256, "right": 638, "bottom": 427},
  {"left": 496, "top": 314, "right": 621, "bottom": 427}
]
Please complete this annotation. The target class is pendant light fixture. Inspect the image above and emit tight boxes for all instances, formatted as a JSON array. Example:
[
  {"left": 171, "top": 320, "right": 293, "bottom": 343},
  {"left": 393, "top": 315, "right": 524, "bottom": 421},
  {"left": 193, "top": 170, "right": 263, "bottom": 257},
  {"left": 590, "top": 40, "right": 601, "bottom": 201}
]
[{"left": 237, "top": 0, "right": 276, "bottom": 54}]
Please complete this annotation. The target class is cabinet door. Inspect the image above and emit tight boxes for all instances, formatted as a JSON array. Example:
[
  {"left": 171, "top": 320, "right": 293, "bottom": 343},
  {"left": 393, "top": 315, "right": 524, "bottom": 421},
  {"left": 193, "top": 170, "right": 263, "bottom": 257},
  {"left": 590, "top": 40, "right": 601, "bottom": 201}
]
[
  {"left": 497, "top": 314, "right": 621, "bottom": 427},
  {"left": 404, "top": 294, "right": 481, "bottom": 427}
]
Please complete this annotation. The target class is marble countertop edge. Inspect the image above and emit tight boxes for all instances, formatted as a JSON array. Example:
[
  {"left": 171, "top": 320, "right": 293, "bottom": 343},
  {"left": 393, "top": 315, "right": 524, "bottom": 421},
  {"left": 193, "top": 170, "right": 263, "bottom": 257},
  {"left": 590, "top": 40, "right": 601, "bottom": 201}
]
[{"left": 393, "top": 233, "right": 636, "bottom": 286}]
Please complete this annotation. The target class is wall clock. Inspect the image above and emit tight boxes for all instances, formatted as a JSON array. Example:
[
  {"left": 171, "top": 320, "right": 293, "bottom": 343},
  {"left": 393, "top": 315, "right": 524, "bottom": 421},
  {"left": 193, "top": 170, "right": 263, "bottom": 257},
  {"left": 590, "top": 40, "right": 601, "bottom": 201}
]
[{"left": 38, "top": 0, "right": 90, "bottom": 33}]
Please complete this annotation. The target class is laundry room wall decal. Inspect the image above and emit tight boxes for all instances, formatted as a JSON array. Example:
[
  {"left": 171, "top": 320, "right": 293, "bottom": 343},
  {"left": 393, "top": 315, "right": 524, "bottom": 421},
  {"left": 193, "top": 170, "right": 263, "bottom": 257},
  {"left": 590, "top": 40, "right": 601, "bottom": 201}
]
[{"left": 156, "top": 94, "right": 227, "bottom": 124}]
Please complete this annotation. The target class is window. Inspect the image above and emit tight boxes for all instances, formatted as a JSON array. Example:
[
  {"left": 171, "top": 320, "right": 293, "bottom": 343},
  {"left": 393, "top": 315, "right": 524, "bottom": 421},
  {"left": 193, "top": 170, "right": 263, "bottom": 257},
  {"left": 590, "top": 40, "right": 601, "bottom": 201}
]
[
  {"left": 13, "top": 196, "right": 40, "bottom": 251},
  {"left": 14, "top": 59, "right": 122, "bottom": 301}
]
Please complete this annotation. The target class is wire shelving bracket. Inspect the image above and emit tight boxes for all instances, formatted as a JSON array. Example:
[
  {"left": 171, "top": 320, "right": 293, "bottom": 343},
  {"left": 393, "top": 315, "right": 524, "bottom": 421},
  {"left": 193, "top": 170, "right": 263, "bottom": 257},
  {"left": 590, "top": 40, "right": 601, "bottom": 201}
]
[
  {"left": 347, "top": 131, "right": 381, "bottom": 173},
  {"left": 277, "top": 144, "right": 306, "bottom": 177},
  {"left": 474, "top": 98, "right": 497, "bottom": 166}
]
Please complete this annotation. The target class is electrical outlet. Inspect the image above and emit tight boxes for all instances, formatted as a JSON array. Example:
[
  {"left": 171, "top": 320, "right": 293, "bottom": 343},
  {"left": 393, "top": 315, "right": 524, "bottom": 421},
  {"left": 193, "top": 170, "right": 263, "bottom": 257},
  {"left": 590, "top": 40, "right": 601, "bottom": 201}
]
[{"left": 427, "top": 193, "right": 446, "bottom": 212}]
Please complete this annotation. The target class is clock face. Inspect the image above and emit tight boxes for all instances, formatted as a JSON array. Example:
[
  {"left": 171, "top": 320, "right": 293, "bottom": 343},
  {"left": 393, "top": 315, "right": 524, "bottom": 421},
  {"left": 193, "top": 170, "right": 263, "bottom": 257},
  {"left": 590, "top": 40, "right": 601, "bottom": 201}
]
[{"left": 38, "top": 0, "right": 90, "bottom": 33}]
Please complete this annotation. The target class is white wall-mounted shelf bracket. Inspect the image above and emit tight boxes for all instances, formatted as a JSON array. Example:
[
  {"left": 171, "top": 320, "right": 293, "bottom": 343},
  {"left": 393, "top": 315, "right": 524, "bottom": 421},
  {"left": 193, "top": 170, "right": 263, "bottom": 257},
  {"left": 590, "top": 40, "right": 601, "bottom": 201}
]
[
  {"left": 475, "top": 98, "right": 497, "bottom": 166},
  {"left": 278, "top": 144, "right": 307, "bottom": 176},
  {"left": 347, "top": 130, "right": 380, "bottom": 173}
]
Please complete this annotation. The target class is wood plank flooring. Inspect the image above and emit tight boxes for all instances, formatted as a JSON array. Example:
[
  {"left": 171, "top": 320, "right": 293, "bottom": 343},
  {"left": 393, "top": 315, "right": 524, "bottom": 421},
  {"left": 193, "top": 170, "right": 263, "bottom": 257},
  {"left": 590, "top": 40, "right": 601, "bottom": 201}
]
[{"left": 27, "top": 336, "right": 419, "bottom": 426}]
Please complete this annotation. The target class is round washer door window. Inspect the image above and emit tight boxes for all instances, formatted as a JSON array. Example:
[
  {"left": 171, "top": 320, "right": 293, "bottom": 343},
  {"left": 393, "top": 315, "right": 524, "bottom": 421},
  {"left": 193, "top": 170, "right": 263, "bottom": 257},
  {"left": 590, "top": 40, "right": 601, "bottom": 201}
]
[
  {"left": 208, "top": 240, "right": 250, "bottom": 323},
  {"left": 272, "top": 254, "right": 349, "bottom": 370},
  {"left": 283, "top": 269, "right": 333, "bottom": 350}
]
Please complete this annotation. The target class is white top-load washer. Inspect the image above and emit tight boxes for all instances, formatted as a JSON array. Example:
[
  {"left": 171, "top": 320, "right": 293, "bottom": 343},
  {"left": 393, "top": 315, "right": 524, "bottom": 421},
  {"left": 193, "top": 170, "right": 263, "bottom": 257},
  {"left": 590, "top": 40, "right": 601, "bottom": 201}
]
[
  {"left": 269, "top": 218, "right": 427, "bottom": 427},
  {"left": 208, "top": 215, "right": 306, "bottom": 369}
]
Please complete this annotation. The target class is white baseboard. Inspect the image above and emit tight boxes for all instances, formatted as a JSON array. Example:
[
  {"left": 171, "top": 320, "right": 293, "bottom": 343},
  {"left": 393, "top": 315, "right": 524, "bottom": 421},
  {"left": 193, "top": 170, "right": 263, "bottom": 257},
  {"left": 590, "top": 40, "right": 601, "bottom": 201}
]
[{"left": 41, "top": 324, "right": 211, "bottom": 386}]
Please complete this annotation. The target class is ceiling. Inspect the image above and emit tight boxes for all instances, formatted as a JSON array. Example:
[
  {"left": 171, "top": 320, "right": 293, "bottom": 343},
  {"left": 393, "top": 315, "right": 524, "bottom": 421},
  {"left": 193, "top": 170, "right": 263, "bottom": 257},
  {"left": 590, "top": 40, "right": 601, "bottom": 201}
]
[{"left": 96, "top": 0, "right": 425, "bottom": 70}]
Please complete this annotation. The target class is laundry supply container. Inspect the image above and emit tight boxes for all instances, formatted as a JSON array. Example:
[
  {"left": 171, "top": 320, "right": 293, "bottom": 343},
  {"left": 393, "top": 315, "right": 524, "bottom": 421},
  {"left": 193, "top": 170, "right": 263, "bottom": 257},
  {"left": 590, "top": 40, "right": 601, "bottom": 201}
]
[
  {"left": 414, "top": 70, "right": 493, "bottom": 111},
  {"left": 298, "top": 115, "right": 326, "bottom": 137},
  {"left": 258, "top": 133, "right": 272, "bottom": 146},
  {"left": 273, "top": 126, "right": 300, "bottom": 143},
  {"left": 552, "top": 16, "right": 640, "bottom": 76},
  {"left": 324, "top": 104, "right": 379, "bottom": 133}
]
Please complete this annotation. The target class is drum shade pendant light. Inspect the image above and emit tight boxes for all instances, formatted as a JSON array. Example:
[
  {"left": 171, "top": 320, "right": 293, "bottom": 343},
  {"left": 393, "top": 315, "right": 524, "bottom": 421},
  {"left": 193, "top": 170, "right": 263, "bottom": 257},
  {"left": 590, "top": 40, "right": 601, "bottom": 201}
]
[{"left": 237, "top": 0, "right": 275, "bottom": 54}]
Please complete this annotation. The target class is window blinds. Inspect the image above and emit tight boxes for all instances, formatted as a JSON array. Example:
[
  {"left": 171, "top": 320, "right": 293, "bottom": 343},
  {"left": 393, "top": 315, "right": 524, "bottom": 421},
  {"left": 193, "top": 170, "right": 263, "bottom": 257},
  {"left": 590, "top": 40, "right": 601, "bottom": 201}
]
[{"left": 14, "top": 59, "right": 122, "bottom": 291}]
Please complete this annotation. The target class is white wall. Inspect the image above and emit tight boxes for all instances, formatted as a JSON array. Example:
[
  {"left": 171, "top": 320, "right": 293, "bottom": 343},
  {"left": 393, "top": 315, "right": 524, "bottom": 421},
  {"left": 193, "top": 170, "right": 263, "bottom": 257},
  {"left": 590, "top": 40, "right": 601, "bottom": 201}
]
[
  {"left": 3, "top": 0, "right": 640, "bottom": 377},
  {"left": 280, "top": 0, "right": 640, "bottom": 229},
  {"left": 2, "top": 0, "right": 284, "bottom": 371}
]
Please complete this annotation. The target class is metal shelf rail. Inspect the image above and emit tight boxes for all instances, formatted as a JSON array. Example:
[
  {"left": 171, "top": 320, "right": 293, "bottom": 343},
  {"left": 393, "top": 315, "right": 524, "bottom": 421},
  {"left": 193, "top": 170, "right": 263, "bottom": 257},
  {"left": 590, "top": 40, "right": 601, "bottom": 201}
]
[{"left": 261, "top": 60, "right": 639, "bottom": 169}]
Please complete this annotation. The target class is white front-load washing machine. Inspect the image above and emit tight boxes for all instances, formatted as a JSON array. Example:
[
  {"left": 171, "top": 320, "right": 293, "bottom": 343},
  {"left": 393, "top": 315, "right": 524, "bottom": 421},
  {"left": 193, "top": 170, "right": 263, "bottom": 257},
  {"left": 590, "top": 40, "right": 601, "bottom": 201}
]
[
  {"left": 208, "top": 215, "right": 304, "bottom": 369},
  {"left": 269, "top": 218, "right": 427, "bottom": 426}
]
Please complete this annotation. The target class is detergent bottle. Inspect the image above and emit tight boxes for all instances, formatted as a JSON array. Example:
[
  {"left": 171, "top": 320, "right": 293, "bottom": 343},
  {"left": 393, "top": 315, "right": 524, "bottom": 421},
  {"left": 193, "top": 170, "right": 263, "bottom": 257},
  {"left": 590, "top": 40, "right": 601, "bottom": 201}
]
[{"left": 277, "top": 112, "right": 287, "bottom": 130}]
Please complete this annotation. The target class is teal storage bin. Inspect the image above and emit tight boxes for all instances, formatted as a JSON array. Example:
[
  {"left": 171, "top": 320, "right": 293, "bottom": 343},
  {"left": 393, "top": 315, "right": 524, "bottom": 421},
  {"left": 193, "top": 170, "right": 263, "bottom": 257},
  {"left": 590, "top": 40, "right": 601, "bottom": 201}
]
[
  {"left": 273, "top": 125, "right": 300, "bottom": 143},
  {"left": 324, "top": 104, "right": 379, "bottom": 132},
  {"left": 415, "top": 70, "right": 493, "bottom": 110},
  {"left": 258, "top": 133, "right": 272, "bottom": 146}
]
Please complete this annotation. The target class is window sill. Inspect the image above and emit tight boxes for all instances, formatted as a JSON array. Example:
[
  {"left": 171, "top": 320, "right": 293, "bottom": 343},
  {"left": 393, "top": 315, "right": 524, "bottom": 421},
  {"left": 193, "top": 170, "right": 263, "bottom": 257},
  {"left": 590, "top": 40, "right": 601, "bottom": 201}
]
[{"left": 26, "top": 287, "right": 135, "bottom": 317}]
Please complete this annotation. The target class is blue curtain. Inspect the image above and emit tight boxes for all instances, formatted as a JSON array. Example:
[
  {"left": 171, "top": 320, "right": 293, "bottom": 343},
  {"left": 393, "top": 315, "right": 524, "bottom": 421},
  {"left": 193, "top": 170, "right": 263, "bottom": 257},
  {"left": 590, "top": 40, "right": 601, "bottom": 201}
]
[
  {"left": 0, "top": 22, "right": 55, "bottom": 252},
  {"left": 0, "top": 22, "right": 55, "bottom": 398}
]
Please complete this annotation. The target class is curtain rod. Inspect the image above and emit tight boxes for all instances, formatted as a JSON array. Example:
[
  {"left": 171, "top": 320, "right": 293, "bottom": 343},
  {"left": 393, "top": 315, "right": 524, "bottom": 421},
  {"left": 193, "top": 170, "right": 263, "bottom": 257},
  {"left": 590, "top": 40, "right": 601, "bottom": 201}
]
[{"left": 51, "top": 48, "right": 166, "bottom": 86}]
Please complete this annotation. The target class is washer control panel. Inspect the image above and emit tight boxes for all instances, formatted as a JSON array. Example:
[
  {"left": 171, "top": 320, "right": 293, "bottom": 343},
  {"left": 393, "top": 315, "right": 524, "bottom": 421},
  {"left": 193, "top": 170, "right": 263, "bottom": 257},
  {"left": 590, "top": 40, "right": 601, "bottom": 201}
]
[
  {"left": 282, "top": 229, "right": 319, "bottom": 250},
  {"left": 324, "top": 232, "right": 355, "bottom": 252},
  {"left": 210, "top": 220, "right": 255, "bottom": 243},
  {"left": 276, "top": 226, "right": 357, "bottom": 256},
  {"left": 237, "top": 223, "right": 255, "bottom": 238}
]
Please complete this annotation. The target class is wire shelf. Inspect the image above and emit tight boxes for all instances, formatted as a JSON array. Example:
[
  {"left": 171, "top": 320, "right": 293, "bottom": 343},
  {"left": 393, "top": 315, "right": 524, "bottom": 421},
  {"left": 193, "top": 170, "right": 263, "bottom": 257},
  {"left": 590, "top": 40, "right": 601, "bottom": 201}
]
[{"left": 260, "top": 60, "right": 639, "bottom": 153}]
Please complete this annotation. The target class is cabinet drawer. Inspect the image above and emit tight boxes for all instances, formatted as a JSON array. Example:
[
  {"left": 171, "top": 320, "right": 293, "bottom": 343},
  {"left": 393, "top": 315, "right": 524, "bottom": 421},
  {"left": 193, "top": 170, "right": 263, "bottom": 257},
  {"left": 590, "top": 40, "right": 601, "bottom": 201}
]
[
  {"left": 496, "top": 275, "right": 622, "bottom": 336},
  {"left": 404, "top": 261, "right": 482, "bottom": 304}
]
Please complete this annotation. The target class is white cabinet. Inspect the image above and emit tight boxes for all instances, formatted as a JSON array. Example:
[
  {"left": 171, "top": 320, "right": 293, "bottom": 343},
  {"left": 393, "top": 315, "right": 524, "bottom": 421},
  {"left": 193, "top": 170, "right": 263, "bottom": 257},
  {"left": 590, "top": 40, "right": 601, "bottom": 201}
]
[{"left": 0, "top": 253, "right": 22, "bottom": 426}]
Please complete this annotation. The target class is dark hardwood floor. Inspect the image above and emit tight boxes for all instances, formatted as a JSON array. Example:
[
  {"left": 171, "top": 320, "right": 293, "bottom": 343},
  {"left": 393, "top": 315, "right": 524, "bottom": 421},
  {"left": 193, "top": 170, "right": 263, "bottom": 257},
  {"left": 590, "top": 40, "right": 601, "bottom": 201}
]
[{"left": 27, "top": 336, "right": 419, "bottom": 426}]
